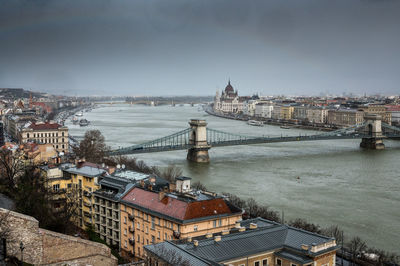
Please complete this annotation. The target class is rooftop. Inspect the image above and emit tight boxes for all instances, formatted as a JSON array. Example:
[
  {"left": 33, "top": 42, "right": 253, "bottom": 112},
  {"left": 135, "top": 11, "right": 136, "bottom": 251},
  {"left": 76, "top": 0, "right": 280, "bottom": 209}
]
[
  {"left": 121, "top": 187, "right": 241, "bottom": 224},
  {"left": 145, "top": 219, "right": 337, "bottom": 265},
  {"left": 63, "top": 165, "right": 106, "bottom": 178},
  {"left": 29, "top": 121, "right": 63, "bottom": 130}
]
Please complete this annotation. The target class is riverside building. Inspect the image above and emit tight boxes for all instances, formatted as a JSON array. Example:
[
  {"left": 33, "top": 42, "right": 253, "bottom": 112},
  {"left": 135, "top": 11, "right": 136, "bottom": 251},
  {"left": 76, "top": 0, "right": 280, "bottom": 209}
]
[
  {"left": 119, "top": 177, "right": 243, "bottom": 259},
  {"left": 20, "top": 121, "right": 69, "bottom": 153},
  {"left": 145, "top": 218, "right": 338, "bottom": 266}
]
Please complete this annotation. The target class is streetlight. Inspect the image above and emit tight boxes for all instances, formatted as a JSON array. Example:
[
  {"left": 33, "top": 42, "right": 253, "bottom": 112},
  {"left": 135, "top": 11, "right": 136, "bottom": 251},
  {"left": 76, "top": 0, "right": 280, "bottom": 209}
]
[{"left": 19, "top": 242, "right": 24, "bottom": 265}]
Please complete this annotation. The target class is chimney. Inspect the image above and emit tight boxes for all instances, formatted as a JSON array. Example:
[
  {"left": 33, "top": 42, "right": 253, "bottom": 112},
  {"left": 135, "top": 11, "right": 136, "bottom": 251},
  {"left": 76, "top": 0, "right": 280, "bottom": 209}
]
[
  {"left": 205, "top": 233, "right": 213, "bottom": 239},
  {"left": 187, "top": 236, "right": 192, "bottom": 242},
  {"left": 158, "top": 191, "right": 165, "bottom": 201},
  {"left": 238, "top": 227, "right": 246, "bottom": 232},
  {"left": 221, "top": 230, "right": 229, "bottom": 235},
  {"left": 249, "top": 223, "right": 258, "bottom": 229},
  {"left": 140, "top": 179, "right": 145, "bottom": 188},
  {"left": 301, "top": 244, "right": 309, "bottom": 250},
  {"left": 235, "top": 222, "right": 241, "bottom": 228},
  {"left": 193, "top": 240, "right": 198, "bottom": 247},
  {"left": 214, "top": 235, "right": 221, "bottom": 242}
]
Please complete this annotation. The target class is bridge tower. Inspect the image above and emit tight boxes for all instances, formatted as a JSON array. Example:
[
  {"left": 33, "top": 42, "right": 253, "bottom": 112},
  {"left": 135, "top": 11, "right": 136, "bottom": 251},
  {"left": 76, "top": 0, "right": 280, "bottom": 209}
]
[
  {"left": 187, "top": 119, "right": 211, "bottom": 163},
  {"left": 360, "top": 114, "right": 385, "bottom": 150}
]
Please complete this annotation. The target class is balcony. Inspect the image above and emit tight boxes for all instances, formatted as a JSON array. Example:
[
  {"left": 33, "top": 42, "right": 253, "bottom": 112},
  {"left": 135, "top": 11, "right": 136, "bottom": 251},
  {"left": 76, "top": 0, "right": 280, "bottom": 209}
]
[
  {"left": 128, "top": 214, "right": 134, "bottom": 221},
  {"left": 129, "top": 238, "right": 134, "bottom": 245},
  {"left": 129, "top": 226, "right": 134, "bottom": 233},
  {"left": 83, "top": 202, "right": 92, "bottom": 208},
  {"left": 83, "top": 191, "right": 92, "bottom": 198},
  {"left": 83, "top": 212, "right": 92, "bottom": 218}
]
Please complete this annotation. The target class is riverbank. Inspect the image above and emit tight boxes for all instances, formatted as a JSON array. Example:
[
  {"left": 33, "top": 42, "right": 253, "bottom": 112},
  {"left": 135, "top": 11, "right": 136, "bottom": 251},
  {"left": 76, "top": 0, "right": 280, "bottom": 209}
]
[{"left": 205, "top": 106, "right": 338, "bottom": 132}]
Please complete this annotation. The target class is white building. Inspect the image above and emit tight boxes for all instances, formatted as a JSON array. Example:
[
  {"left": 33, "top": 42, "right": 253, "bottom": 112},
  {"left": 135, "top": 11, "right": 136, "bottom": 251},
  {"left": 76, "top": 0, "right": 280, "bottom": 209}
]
[
  {"left": 255, "top": 103, "right": 274, "bottom": 118},
  {"left": 213, "top": 80, "right": 247, "bottom": 114}
]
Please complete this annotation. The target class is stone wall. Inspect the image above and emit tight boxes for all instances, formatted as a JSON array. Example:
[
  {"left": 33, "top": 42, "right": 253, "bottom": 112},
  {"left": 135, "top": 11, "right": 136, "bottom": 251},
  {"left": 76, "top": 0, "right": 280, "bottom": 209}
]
[{"left": 0, "top": 208, "right": 117, "bottom": 265}]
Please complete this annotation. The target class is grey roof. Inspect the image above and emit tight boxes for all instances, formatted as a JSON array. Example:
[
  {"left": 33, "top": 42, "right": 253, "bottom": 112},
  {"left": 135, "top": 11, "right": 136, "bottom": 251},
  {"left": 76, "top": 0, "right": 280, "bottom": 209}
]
[
  {"left": 145, "top": 221, "right": 337, "bottom": 265},
  {"left": 63, "top": 165, "right": 106, "bottom": 178},
  {"left": 176, "top": 176, "right": 192, "bottom": 181},
  {"left": 145, "top": 241, "right": 214, "bottom": 266},
  {"left": 275, "top": 250, "right": 313, "bottom": 264},
  {"left": 94, "top": 175, "right": 135, "bottom": 201},
  {"left": 112, "top": 170, "right": 149, "bottom": 181},
  {"left": 240, "top": 217, "right": 279, "bottom": 229}
]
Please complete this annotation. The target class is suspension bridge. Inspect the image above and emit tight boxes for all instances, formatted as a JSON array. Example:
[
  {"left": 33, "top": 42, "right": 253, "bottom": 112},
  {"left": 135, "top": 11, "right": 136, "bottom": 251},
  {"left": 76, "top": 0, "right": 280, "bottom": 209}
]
[{"left": 108, "top": 114, "right": 400, "bottom": 162}]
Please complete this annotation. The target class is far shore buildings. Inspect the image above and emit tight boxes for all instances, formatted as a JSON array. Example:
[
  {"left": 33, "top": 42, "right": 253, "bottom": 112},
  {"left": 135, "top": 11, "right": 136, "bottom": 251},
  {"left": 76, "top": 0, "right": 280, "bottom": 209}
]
[
  {"left": 145, "top": 217, "right": 338, "bottom": 266},
  {"left": 214, "top": 80, "right": 250, "bottom": 114}
]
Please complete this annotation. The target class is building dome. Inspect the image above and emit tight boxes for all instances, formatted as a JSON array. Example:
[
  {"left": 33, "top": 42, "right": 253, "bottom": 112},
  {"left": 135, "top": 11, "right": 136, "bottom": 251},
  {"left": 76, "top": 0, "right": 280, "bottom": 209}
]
[{"left": 224, "top": 80, "right": 234, "bottom": 93}]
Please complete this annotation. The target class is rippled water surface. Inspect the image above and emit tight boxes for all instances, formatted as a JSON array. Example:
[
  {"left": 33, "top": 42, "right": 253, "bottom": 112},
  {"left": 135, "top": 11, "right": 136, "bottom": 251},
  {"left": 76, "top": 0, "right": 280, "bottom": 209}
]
[{"left": 67, "top": 104, "right": 400, "bottom": 252}]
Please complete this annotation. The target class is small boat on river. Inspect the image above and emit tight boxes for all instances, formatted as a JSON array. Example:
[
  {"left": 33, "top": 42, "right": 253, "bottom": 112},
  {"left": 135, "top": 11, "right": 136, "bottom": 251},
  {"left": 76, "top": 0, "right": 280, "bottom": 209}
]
[
  {"left": 247, "top": 120, "right": 263, "bottom": 126},
  {"left": 79, "top": 119, "right": 90, "bottom": 127}
]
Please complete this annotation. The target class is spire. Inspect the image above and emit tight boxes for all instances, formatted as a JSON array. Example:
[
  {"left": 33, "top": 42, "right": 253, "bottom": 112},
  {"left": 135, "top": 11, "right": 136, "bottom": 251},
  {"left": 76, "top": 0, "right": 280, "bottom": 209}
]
[{"left": 228, "top": 78, "right": 231, "bottom": 86}]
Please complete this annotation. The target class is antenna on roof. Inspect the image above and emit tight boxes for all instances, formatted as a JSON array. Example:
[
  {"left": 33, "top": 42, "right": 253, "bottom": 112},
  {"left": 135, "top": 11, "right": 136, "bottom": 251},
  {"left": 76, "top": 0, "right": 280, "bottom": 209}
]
[
  {"left": 122, "top": 164, "right": 125, "bottom": 169},
  {"left": 116, "top": 164, "right": 121, "bottom": 169}
]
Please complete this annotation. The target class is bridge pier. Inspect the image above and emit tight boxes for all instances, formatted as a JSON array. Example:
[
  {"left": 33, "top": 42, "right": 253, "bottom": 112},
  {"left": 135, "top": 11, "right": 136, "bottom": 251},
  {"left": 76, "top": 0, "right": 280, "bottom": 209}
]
[
  {"left": 360, "top": 114, "right": 385, "bottom": 150},
  {"left": 187, "top": 119, "right": 211, "bottom": 163}
]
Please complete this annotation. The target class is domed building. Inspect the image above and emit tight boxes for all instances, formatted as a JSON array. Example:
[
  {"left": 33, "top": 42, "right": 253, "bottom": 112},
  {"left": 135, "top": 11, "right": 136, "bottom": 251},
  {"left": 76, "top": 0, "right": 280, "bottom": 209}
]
[{"left": 214, "top": 80, "right": 249, "bottom": 113}]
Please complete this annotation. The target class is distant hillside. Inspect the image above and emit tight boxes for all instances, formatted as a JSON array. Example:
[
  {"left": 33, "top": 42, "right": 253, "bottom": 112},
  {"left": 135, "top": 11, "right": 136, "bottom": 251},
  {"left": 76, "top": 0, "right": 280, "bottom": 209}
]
[{"left": 0, "top": 88, "right": 45, "bottom": 99}]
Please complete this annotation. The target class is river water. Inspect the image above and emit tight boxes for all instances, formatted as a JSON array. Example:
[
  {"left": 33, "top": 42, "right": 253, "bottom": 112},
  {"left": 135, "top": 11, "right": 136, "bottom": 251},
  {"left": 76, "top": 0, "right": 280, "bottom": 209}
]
[{"left": 66, "top": 104, "right": 400, "bottom": 252}]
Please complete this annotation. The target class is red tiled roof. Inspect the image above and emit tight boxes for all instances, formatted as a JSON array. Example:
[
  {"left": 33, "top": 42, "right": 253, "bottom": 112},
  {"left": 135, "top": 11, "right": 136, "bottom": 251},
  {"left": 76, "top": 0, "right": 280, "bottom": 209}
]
[
  {"left": 122, "top": 187, "right": 235, "bottom": 221},
  {"left": 29, "top": 122, "right": 61, "bottom": 130}
]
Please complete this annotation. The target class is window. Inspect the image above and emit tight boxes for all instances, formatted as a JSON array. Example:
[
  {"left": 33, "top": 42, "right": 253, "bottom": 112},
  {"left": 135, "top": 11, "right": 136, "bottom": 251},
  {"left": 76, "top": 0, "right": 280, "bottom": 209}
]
[
  {"left": 151, "top": 235, "right": 155, "bottom": 243},
  {"left": 137, "top": 234, "right": 140, "bottom": 242},
  {"left": 164, "top": 232, "right": 167, "bottom": 240},
  {"left": 137, "top": 221, "right": 140, "bottom": 229},
  {"left": 254, "top": 262, "right": 260, "bottom": 266},
  {"left": 157, "top": 231, "right": 160, "bottom": 239},
  {"left": 276, "top": 259, "right": 282, "bottom": 266},
  {"left": 194, "top": 225, "right": 198, "bottom": 231},
  {"left": 213, "top": 220, "right": 217, "bottom": 228},
  {"left": 124, "top": 240, "right": 127, "bottom": 248},
  {"left": 218, "top": 219, "right": 222, "bottom": 226},
  {"left": 291, "top": 264, "right": 297, "bottom": 266},
  {"left": 151, "top": 216, "right": 155, "bottom": 230},
  {"left": 124, "top": 228, "right": 127, "bottom": 236},
  {"left": 53, "top": 184, "right": 60, "bottom": 191},
  {"left": 124, "top": 216, "right": 127, "bottom": 224},
  {"left": 262, "top": 259, "right": 268, "bottom": 266}
]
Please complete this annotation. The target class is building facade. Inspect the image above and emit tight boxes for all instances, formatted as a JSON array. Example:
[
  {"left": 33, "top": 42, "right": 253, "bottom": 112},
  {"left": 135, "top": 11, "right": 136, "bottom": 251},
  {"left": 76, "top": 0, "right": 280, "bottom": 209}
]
[
  {"left": 214, "top": 81, "right": 246, "bottom": 114},
  {"left": 358, "top": 105, "right": 391, "bottom": 125},
  {"left": 145, "top": 218, "right": 338, "bottom": 266},
  {"left": 20, "top": 121, "right": 69, "bottom": 153},
  {"left": 327, "top": 109, "right": 364, "bottom": 127},
  {"left": 306, "top": 108, "right": 328, "bottom": 124},
  {"left": 119, "top": 177, "right": 242, "bottom": 259},
  {"left": 255, "top": 103, "right": 274, "bottom": 118}
]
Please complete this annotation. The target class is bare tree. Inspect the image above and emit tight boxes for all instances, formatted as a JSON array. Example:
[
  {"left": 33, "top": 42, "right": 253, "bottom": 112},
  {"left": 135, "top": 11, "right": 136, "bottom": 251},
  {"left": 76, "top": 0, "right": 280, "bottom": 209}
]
[
  {"left": 192, "top": 181, "right": 207, "bottom": 191},
  {"left": 322, "top": 225, "right": 343, "bottom": 243},
  {"left": 288, "top": 218, "right": 322, "bottom": 234},
  {"left": 0, "top": 149, "right": 26, "bottom": 194},
  {"left": 346, "top": 236, "right": 367, "bottom": 265},
  {"left": 0, "top": 209, "right": 11, "bottom": 240},
  {"left": 159, "top": 165, "right": 182, "bottom": 183},
  {"left": 73, "top": 130, "right": 110, "bottom": 163}
]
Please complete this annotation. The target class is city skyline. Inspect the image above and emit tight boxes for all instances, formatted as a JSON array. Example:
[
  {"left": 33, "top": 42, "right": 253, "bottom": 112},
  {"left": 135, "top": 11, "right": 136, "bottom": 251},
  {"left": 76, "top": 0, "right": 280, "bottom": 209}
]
[{"left": 1, "top": 0, "right": 400, "bottom": 96}]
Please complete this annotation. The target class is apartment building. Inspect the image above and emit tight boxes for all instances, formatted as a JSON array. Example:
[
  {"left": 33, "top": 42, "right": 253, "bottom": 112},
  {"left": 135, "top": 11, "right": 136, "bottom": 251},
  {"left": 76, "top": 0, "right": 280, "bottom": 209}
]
[
  {"left": 306, "top": 108, "right": 328, "bottom": 124},
  {"left": 119, "top": 177, "right": 242, "bottom": 259},
  {"left": 293, "top": 106, "right": 308, "bottom": 121},
  {"left": 42, "top": 162, "right": 107, "bottom": 230},
  {"left": 20, "top": 121, "right": 69, "bottom": 153},
  {"left": 93, "top": 171, "right": 146, "bottom": 247},
  {"left": 254, "top": 103, "right": 273, "bottom": 118},
  {"left": 358, "top": 105, "right": 392, "bottom": 125},
  {"left": 145, "top": 218, "right": 338, "bottom": 266},
  {"left": 327, "top": 109, "right": 364, "bottom": 127},
  {"left": 280, "top": 106, "right": 294, "bottom": 120}
]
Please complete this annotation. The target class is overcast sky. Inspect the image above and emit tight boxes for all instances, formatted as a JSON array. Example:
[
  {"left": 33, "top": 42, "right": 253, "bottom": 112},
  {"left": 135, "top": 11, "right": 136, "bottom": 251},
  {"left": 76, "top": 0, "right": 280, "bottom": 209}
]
[{"left": 0, "top": 0, "right": 399, "bottom": 96}]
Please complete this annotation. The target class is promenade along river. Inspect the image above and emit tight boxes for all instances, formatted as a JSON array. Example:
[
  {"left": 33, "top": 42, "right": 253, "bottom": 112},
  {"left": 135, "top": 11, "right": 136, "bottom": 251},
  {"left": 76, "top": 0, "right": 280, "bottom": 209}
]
[{"left": 66, "top": 104, "right": 400, "bottom": 253}]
